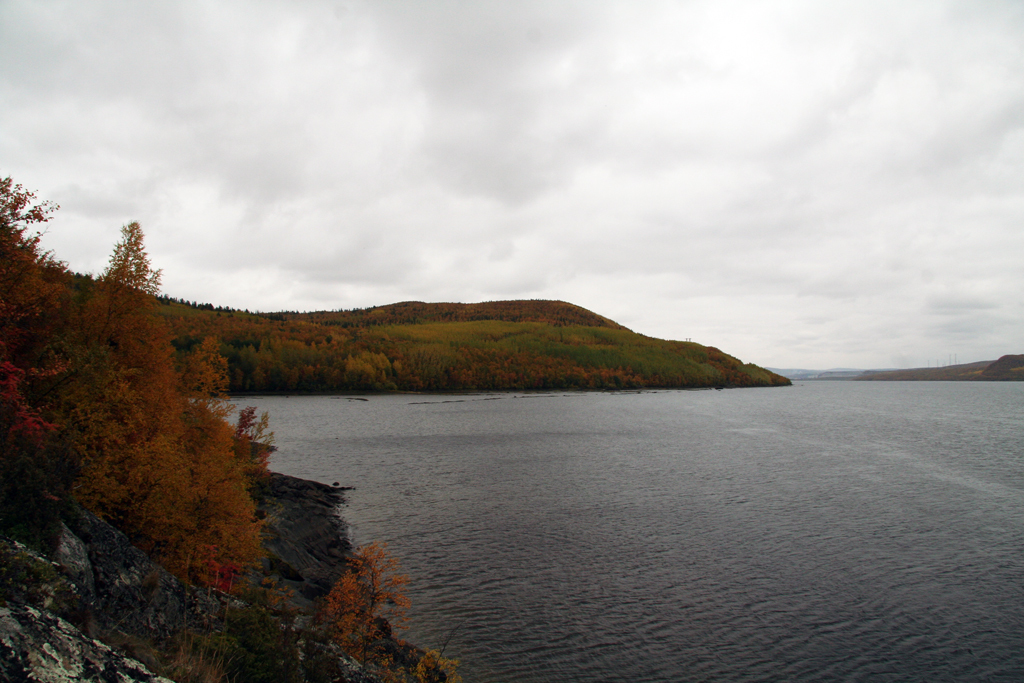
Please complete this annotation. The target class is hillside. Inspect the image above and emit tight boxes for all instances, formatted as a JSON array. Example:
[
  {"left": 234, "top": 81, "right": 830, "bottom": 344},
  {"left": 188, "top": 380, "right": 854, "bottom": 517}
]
[
  {"left": 980, "top": 354, "right": 1024, "bottom": 380},
  {"left": 284, "top": 299, "right": 630, "bottom": 330},
  {"left": 158, "top": 299, "right": 790, "bottom": 392},
  {"left": 855, "top": 355, "right": 1024, "bottom": 381}
]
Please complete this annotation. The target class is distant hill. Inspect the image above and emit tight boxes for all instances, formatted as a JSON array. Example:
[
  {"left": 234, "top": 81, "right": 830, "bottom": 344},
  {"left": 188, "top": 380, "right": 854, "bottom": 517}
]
[
  {"left": 283, "top": 300, "right": 630, "bottom": 330},
  {"left": 159, "top": 299, "right": 790, "bottom": 392},
  {"left": 980, "top": 354, "right": 1024, "bottom": 380},
  {"left": 768, "top": 368, "right": 884, "bottom": 380},
  {"left": 854, "top": 355, "right": 1024, "bottom": 381}
]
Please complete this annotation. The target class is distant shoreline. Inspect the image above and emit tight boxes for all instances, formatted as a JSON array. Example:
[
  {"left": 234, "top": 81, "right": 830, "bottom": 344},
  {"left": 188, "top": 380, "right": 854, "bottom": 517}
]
[{"left": 773, "top": 354, "right": 1023, "bottom": 382}]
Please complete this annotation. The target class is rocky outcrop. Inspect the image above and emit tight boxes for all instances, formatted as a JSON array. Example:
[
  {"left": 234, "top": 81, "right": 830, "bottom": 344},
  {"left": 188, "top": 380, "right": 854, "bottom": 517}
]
[
  {"left": 45, "top": 472, "right": 354, "bottom": 641},
  {"left": 0, "top": 537, "right": 175, "bottom": 682},
  {"left": 0, "top": 603, "right": 173, "bottom": 682},
  {"left": 55, "top": 510, "right": 221, "bottom": 644},
  {"left": 0, "top": 473, "right": 373, "bottom": 682},
  {"left": 49, "top": 472, "right": 354, "bottom": 643},
  {"left": 258, "top": 472, "right": 352, "bottom": 606}
]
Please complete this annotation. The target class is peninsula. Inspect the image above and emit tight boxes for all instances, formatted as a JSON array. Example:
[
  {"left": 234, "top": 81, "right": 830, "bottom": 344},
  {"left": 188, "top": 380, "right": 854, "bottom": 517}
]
[{"left": 157, "top": 298, "right": 791, "bottom": 392}]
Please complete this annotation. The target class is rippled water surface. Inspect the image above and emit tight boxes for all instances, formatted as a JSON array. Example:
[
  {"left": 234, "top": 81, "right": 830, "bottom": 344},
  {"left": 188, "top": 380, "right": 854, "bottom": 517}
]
[{"left": 250, "top": 382, "right": 1024, "bottom": 682}]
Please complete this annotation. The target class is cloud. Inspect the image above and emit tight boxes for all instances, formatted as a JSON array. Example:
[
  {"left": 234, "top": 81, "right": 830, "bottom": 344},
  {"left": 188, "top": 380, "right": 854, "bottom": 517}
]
[{"left": 1, "top": 0, "right": 1023, "bottom": 368}]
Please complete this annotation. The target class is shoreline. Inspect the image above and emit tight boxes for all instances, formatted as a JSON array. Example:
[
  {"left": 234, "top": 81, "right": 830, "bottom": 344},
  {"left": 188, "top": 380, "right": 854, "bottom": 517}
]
[{"left": 258, "top": 471, "right": 354, "bottom": 608}]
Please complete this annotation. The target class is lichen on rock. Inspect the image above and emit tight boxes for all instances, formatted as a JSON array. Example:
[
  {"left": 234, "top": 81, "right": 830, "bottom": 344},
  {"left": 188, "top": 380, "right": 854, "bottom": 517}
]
[{"left": 0, "top": 603, "right": 173, "bottom": 682}]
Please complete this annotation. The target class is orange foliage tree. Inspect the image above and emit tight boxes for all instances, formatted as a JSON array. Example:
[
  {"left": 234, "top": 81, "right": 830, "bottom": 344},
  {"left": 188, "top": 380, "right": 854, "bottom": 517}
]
[
  {"left": 316, "top": 541, "right": 411, "bottom": 665},
  {"left": 316, "top": 541, "right": 462, "bottom": 682},
  {"left": 1, "top": 180, "right": 268, "bottom": 581},
  {"left": 413, "top": 648, "right": 462, "bottom": 683},
  {"left": 0, "top": 177, "right": 65, "bottom": 367},
  {"left": 233, "top": 404, "right": 274, "bottom": 488},
  {"left": 60, "top": 223, "right": 263, "bottom": 582}
]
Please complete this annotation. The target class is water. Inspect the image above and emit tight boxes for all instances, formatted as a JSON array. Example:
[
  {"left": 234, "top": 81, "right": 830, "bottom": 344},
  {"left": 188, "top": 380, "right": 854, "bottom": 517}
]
[{"left": 244, "top": 382, "right": 1024, "bottom": 682}]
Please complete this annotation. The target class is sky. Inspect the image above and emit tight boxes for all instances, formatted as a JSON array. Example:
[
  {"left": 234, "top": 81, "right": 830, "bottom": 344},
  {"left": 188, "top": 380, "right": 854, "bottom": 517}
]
[{"left": 2, "top": 0, "right": 1022, "bottom": 370}]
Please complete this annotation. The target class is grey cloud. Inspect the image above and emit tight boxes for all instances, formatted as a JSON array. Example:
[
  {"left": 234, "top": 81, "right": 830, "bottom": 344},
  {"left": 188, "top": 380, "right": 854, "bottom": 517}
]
[
  {"left": 2, "top": 0, "right": 1023, "bottom": 368},
  {"left": 927, "top": 295, "right": 998, "bottom": 313}
]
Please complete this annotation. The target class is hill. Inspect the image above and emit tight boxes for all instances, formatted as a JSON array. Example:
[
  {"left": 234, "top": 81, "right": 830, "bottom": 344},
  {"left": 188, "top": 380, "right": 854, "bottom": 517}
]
[
  {"left": 768, "top": 368, "right": 884, "bottom": 380},
  {"left": 854, "top": 355, "right": 1024, "bottom": 381},
  {"left": 980, "top": 354, "right": 1024, "bottom": 380},
  {"left": 158, "top": 299, "right": 790, "bottom": 392},
  {"left": 285, "top": 299, "right": 630, "bottom": 330}
]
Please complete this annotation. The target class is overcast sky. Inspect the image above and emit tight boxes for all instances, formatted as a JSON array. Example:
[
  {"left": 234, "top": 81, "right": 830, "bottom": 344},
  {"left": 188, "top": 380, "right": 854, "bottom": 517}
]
[{"left": 2, "top": 0, "right": 1022, "bottom": 369}]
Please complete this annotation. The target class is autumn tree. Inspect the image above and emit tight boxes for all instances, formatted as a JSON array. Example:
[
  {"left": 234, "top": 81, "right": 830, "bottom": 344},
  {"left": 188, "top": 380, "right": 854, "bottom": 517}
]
[
  {"left": 0, "top": 356, "right": 75, "bottom": 549},
  {"left": 63, "top": 223, "right": 262, "bottom": 582},
  {"left": 175, "top": 336, "right": 264, "bottom": 582},
  {"left": 104, "top": 221, "right": 161, "bottom": 295},
  {"left": 63, "top": 223, "right": 187, "bottom": 541},
  {"left": 181, "top": 335, "right": 229, "bottom": 401},
  {"left": 0, "top": 180, "right": 267, "bottom": 576},
  {"left": 413, "top": 649, "right": 462, "bottom": 683},
  {"left": 0, "top": 176, "right": 65, "bottom": 367},
  {"left": 234, "top": 404, "right": 274, "bottom": 489},
  {"left": 315, "top": 541, "right": 462, "bottom": 681},
  {"left": 0, "top": 177, "right": 75, "bottom": 548},
  {"left": 316, "top": 541, "right": 411, "bottom": 665}
]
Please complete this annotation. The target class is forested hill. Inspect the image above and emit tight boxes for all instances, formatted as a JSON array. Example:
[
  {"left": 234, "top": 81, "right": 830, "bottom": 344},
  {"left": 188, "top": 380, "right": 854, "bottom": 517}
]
[
  {"left": 280, "top": 299, "right": 631, "bottom": 330},
  {"left": 159, "top": 298, "right": 791, "bottom": 393}
]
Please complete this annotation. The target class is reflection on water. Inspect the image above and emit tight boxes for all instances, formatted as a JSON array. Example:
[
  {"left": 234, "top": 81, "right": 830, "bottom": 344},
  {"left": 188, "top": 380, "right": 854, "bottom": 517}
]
[{"left": 243, "top": 382, "right": 1024, "bottom": 682}]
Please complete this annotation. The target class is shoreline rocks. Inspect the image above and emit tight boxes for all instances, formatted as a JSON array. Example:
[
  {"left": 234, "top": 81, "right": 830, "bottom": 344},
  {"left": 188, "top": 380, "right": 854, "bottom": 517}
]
[{"left": 258, "top": 472, "right": 353, "bottom": 607}]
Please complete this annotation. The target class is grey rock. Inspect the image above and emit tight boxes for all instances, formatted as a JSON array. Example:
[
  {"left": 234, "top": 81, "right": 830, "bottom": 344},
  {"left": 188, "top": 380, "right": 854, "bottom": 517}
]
[
  {"left": 53, "top": 524, "right": 94, "bottom": 604},
  {"left": 334, "top": 653, "right": 392, "bottom": 683},
  {"left": 259, "top": 473, "right": 352, "bottom": 605},
  {"left": 0, "top": 603, "right": 173, "bottom": 682},
  {"left": 56, "top": 510, "right": 221, "bottom": 643},
  {"left": 2, "top": 473, "right": 385, "bottom": 681}
]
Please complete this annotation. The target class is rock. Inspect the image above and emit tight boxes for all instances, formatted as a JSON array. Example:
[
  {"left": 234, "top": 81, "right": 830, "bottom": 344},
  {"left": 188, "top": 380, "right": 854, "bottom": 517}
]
[
  {"left": 259, "top": 473, "right": 352, "bottom": 606},
  {"left": 55, "top": 509, "right": 221, "bottom": 644},
  {"left": 0, "top": 603, "right": 173, "bottom": 682},
  {"left": 1, "top": 473, "right": 386, "bottom": 681},
  {"left": 54, "top": 525, "right": 94, "bottom": 600},
  {"left": 44, "top": 472, "right": 353, "bottom": 638}
]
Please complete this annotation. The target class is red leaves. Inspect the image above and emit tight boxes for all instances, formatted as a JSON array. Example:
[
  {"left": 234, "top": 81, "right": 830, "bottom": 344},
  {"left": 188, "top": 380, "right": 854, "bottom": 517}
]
[
  {"left": 234, "top": 405, "right": 258, "bottom": 440},
  {"left": 1, "top": 178, "right": 67, "bottom": 366},
  {"left": 0, "top": 176, "right": 59, "bottom": 230},
  {"left": 0, "top": 361, "right": 57, "bottom": 445},
  {"left": 203, "top": 544, "right": 242, "bottom": 593},
  {"left": 233, "top": 405, "right": 274, "bottom": 485}
]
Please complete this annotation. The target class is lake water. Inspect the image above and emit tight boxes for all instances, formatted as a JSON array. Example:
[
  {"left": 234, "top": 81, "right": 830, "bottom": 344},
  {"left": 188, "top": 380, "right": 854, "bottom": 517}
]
[{"left": 246, "top": 382, "right": 1024, "bottom": 682}]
